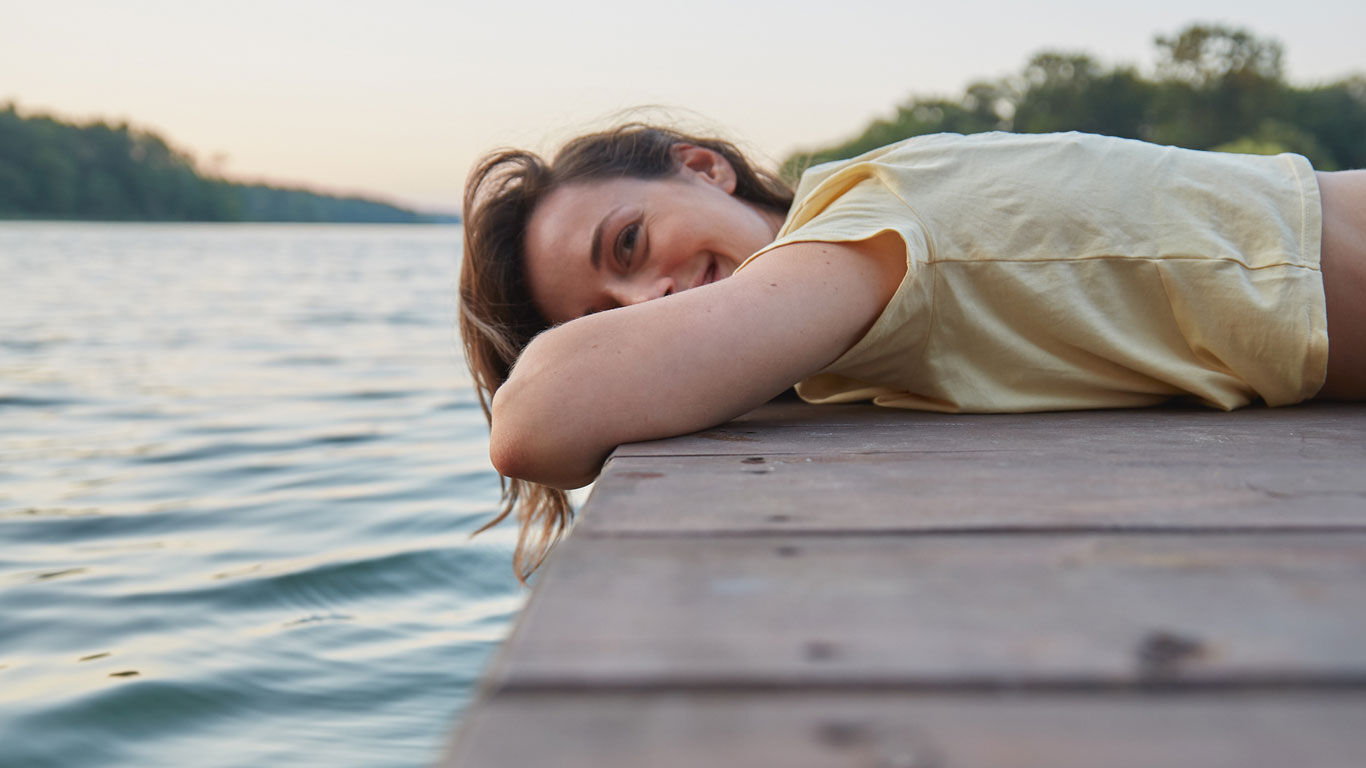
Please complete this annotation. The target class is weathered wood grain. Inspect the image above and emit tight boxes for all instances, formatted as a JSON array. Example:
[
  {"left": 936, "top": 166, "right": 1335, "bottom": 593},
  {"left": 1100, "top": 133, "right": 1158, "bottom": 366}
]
[
  {"left": 446, "top": 404, "right": 1366, "bottom": 767},
  {"left": 448, "top": 691, "right": 1366, "bottom": 768},
  {"left": 726, "top": 400, "right": 1366, "bottom": 429},
  {"left": 614, "top": 402, "right": 1366, "bottom": 457},
  {"left": 580, "top": 452, "right": 1366, "bottom": 534},
  {"left": 492, "top": 534, "right": 1366, "bottom": 689}
]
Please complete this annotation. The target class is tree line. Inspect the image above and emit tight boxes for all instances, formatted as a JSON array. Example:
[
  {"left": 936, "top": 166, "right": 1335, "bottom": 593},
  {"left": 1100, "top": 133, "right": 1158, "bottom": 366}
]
[
  {"left": 783, "top": 25, "right": 1366, "bottom": 179},
  {"left": 0, "top": 104, "right": 454, "bottom": 223}
]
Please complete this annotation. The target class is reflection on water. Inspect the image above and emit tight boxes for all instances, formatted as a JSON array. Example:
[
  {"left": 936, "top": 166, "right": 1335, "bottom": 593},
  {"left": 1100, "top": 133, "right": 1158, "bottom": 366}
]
[{"left": 0, "top": 222, "right": 521, "bottom": 768}]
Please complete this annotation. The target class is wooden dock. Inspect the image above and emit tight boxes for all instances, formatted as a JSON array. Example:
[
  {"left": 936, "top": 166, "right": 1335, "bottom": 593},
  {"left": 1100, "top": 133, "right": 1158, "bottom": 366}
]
[{"left": 444, "top": 402, "right": 1366, "bottom": 767}]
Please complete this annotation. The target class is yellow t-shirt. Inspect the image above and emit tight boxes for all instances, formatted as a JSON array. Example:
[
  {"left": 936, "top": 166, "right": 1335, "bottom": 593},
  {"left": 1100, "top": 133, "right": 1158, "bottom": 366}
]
[{"left": 739, "top": 131, "right": 1328, "bottom": 412}]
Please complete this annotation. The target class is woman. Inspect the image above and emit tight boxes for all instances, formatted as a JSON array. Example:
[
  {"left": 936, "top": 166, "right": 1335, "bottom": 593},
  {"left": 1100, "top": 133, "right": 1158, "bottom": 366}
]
[{"left": 460, "top": 123, "right": 1366, "bottom": 579}]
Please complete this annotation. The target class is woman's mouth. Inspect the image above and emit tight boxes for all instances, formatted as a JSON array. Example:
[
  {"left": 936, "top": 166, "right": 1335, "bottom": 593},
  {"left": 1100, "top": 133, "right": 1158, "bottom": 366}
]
[{"left": 693, "top": 258, "right": 717, "bottom": 290}]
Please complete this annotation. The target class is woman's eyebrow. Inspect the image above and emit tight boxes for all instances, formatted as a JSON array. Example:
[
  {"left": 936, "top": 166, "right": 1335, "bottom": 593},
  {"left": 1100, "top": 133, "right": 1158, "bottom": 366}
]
[{"left": 588, "top": 206, "right": 624, "bottom": 271}]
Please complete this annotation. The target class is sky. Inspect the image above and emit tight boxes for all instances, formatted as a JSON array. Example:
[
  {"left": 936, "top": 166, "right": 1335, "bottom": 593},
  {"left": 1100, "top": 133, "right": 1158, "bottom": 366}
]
[{"left": 3, "top": 0, "right": 1363, "bottom": 214}]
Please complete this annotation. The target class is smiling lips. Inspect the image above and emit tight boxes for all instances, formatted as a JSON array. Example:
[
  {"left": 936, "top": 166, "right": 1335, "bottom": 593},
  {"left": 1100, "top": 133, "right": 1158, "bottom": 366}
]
[{"left": 693, "top": 257, "right": 718, "bottom": 290}]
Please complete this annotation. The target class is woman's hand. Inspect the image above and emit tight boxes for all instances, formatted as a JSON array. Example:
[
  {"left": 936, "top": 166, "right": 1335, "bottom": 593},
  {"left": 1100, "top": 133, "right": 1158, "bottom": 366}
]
[{"left": 489, "top": 234, "right": 906, "bottom": 489}]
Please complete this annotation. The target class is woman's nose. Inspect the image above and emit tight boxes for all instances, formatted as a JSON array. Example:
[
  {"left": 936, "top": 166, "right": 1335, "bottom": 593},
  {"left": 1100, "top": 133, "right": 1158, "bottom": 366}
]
[{"left": 612, "top": 276, "right": 674, "bottom": 307}]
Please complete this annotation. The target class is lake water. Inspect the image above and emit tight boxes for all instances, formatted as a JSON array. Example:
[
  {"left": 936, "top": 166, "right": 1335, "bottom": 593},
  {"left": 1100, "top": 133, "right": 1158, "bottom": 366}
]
[{"left": 0, "top": 223, "right": 523, "bottom": 767}]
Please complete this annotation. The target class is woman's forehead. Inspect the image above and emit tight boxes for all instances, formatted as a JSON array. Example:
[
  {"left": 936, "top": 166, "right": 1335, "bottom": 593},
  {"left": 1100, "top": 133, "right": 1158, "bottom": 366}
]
[
  {"left": 526, "top": 177, "right": 668, "bottom": 266},
  {"left": 524, "top": 179, "right": 639, "bottom": 320},
  {"left": 530, "top": 178, "right": 644, "bottom": 241}
]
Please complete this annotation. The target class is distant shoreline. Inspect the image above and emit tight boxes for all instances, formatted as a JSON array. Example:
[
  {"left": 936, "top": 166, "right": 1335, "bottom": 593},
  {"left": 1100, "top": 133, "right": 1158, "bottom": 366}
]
[
  {"left": 1, "top": 103, "right": 460, "bottom": 224},
  {"left": 0, "top": 217, "right": 461, "bottom": 225}
]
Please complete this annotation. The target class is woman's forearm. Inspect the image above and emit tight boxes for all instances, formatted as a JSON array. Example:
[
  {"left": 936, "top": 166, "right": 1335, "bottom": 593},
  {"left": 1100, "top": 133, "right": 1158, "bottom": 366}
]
[
  {"left": 487, "top": 237, "right": 905, "bottom": 488},
  {"left": 487, "top": 291, "right": 782, "bottom": 489},
  {"left": 488, "top": 323, "right": 622, "bottom": 489}
]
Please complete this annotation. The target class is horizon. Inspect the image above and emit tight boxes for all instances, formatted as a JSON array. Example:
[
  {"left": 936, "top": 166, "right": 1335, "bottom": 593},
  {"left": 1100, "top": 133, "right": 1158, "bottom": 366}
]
[{"left": 5, "top": 1, "right": 1364, "bottom": 213}]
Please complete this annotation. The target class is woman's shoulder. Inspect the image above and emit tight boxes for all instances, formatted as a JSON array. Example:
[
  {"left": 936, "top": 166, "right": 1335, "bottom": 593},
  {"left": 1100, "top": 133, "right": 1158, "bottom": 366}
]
[{"left": 800, "top": 131, "right": 1162, "bottom": 181}]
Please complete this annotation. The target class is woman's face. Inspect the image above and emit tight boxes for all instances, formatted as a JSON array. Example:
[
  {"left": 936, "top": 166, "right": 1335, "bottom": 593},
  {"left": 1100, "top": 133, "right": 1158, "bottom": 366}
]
[{"left": 523, "top": 146, "right": 784, "bottom": 324}]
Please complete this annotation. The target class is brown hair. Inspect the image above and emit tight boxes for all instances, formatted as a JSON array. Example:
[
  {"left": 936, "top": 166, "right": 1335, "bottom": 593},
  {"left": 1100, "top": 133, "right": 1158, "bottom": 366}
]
[{"left": 459, "top": 123, "right": 794, "bottom": 582}]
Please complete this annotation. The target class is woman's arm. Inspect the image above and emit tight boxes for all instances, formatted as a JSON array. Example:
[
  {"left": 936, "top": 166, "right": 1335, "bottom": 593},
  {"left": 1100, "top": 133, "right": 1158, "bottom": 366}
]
[
  {"left": 489, "top": 235, "right": 906, "bottom": 488},
  {"left": 1317, "top": 169, "right": 1366, "bottom": 399}
]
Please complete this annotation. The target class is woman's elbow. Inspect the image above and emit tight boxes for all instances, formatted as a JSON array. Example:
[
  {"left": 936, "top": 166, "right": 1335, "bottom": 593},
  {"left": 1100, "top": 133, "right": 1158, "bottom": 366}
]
[
  {"left": 489, "top": 383, "right": 599, "bottom": 490},
  {"left": 489, "top": 431, "right": 598, "bottom": 490},
  {"left": 488, "top": 381, "right": 535, "bottom": 479},
  {"left": 487, "top": 420, "right": 528, "bottom": 482}
]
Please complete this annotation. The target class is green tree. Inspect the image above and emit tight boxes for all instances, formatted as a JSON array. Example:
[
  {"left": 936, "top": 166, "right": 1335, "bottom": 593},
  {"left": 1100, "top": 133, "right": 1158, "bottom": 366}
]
[
  {"left": 1010, "top": 53, "right": 1152, "bottom": 138},
  {"left": 1149, "top": 24, "right": 1285, "bottom": 148},
  {"left": 0, "top": 103, "right": 452, "bottom": 222},
  {"left": 784, "top": 23, "right": 1365, "bottom": 178},
  {"left": 1277, "top": 77, "right": 1366, "bottom": 169},
  {"left": 782, "top": 92, "right": 1005, "bottom": 180}
]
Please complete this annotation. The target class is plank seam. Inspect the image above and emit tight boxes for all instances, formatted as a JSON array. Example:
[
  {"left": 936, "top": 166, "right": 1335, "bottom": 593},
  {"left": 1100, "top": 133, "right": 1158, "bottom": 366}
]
[
  {"left": 491, "top": 676, "right": 1366, "bottom": 696},
  {"left": 571, "top": 525, "right": 1366, "bottom": 539}
]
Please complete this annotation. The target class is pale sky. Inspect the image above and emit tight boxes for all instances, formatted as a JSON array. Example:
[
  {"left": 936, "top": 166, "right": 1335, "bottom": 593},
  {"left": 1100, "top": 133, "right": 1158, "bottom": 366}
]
[{"left": 4, "top": 0, "right": 1363, "bottom": 213}]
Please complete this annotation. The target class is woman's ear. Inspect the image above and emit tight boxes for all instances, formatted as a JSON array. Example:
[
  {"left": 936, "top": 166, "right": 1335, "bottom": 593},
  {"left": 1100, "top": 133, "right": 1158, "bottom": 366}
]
[{"left": 669, "top": 144, "right": 738, "bottom": 194}]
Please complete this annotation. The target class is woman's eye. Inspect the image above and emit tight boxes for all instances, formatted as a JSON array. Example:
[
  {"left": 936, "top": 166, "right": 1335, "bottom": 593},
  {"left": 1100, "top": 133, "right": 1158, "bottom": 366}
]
[{"left": 615, "top": 223, "right": 639, "bottom": 268}]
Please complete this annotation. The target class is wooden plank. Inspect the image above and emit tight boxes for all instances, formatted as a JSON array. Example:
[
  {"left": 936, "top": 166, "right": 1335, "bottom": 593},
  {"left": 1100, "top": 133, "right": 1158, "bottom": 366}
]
[
  {"left": 614, "top": 402, "right": 1366, "bottom": 457},
  {"left": 447, "top": 691, "right": 1366, "bottom": 768},
  {"left": 724, "top": 400, "right": 1366, "bottom": 429},
  {"left": 490, "top": 534, "right": 1366, "bottom": 689},
  {"left": 580, "top": 451, "right": 1366, "bottom": 534}
]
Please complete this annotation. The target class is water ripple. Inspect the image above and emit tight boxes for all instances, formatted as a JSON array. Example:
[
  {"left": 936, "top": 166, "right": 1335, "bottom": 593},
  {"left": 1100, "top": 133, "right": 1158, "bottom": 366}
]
[
  {"left": 0, "top": 222, "right": 519, "bottom": 768},
  {"left": 0, "top": 394, "right": 85, "bottom": 408}
]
